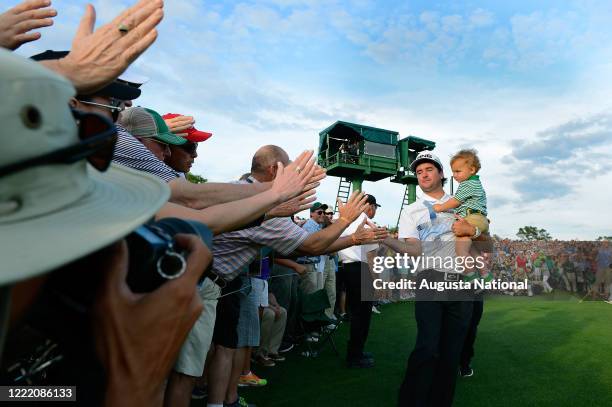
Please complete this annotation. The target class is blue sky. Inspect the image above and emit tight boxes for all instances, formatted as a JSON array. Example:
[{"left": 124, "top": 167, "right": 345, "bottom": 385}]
[{"left": 5, "top": 0, "right": 612, "bottom": 239}]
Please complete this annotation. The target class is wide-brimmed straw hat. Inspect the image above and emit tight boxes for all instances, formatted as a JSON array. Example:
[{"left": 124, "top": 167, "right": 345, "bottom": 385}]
[{"left": 0, "top": 49, "right": 170, "bottom": 285}]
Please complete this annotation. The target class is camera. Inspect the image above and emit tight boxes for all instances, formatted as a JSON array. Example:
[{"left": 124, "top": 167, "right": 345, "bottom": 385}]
[
  {"left": 126, "top": 218, "right": 213, "bottom": 293},
  {"left": 125, "top": 224, "right": 186, "bottom": 293}
]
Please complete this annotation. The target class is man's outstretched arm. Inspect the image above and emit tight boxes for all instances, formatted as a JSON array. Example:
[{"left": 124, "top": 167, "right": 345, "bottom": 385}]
[
  {"left": 168, "top": 150, "right": 325, "bottom": 210},
  {"left": 157, "top": 157, "right": 316, "bottom": 235},
  {"left": 381, "top": 237, "right": 422, "bottom": 257}
]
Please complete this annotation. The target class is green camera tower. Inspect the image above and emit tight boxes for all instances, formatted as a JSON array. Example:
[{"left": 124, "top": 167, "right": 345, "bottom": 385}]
[{"left": 316, "top": 121, "right": 435, "bottom": 225}]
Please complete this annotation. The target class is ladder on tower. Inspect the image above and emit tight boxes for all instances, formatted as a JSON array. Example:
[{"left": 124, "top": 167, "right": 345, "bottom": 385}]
[
  {"left": 396, "top": 185, "right": 411, "bottom": 228},
  {"left": 334, "top": 177, "right": 352, "bottom": 214}
]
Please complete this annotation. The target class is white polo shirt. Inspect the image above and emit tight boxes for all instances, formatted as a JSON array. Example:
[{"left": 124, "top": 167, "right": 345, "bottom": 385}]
[
  {"left": 398, "top": 193, "right": 458, "bottom": 274},
  {"left": 338, "top": 213, "right": 379, "bottom": 264}
]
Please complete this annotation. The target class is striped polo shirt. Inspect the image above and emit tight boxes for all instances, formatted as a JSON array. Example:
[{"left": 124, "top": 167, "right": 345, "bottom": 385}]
[
  {"left": 453, "top": 174, "right": 487, "bottom": 217},
  {"left": 112, "top": 124, "right": 179, "bottom": 182},
  {"left": 211, "top": 217, "right": 309, "bottom": 281}
]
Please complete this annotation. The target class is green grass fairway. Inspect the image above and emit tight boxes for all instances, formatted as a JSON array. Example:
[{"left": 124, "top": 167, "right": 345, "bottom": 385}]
[{"left": 230, "top": 296, "right": 612, "bottom": 407}]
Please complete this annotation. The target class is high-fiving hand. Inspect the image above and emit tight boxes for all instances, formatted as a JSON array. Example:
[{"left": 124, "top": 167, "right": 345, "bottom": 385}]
[
  {"left": 0, "top": 0, "right": 56, "bottom": 50},
  {"left": 336, "top": 191, "right": 369, "bottom": 224}
]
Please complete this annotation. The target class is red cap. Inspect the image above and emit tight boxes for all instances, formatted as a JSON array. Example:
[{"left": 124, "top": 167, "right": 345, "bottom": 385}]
[{"left": 162, "top": 113, "right": 213, "bottom": 142}]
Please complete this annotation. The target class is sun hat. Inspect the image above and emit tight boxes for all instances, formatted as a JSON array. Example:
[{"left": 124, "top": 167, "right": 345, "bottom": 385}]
[
  {"left": 0, "top": 49, "right": 170, "bottom": 285},
  {"left": 119, "top": 107, "right": 187, "bottom": 145},
  {"left": 162, "top": 113, "right": 213, "bottom": 142}
]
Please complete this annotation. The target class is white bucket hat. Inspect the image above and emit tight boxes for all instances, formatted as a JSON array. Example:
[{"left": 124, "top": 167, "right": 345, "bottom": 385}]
[{"left": 0, "top": 49, "right": 170, "bottom": 285}]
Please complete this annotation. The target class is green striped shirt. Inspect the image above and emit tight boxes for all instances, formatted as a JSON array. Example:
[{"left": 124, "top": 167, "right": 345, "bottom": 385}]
[{"left": 454, "top": 175, "right": 487, "bottom": 217}]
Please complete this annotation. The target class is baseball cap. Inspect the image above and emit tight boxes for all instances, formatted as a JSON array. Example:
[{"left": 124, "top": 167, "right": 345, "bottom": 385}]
[
  {"left": 162, "top": 113, "right": 213, "bottom": 142},
  {"left": 29, "top": 50, "right": 141, "bottom": 101},
  {"left": 365, "top": 195, "right": 381, "bottom": 207},
  {"left": 119, "top": 107, "right": 187, "bottom": 145},
  {"left": 409, "top": 151, "right": 443, "bottom": 173},
  {"left": 0, "top": 49, "right": 170, "bottom": 284},
  {"left": 310, "top": 202, "right": 328, "bottom": 212}
]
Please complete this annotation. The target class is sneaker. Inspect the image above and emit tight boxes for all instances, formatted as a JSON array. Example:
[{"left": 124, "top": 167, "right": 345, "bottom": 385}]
[
  {"left": 278, "top": 342, "right": 294, "bottom": 353},
  {"left": 253, "top": 354, "right": 275, "bottom": 367},
  {"left": 459, "top": 366, "right": 474, "bottom": 377},
  {"left": 305, "top": 335, "right": 319, "bottom": 343},
  {"left": 238, "top": 371, "right": 267, "bottom": 387},
  {"left": 347, "top": 356, "right": 375, "bottom": 369},
  {"left": 224, "top": 396, "right": 257, "bottom": 407},
  {"left": 267, "top": 353, "right": 286, "bottom": 362},
  {"left": 301, "top": 350, "right": 318, "bottom": 357},
  {"left": 191, "top": 384, "right": 207, "bottom": 399},
  {"left": 371, "top": 305, "right": 381, "bottom": 314}
]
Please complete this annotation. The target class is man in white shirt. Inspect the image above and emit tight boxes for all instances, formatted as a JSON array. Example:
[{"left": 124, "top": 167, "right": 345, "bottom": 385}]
[
  {"left": 382, "top": 152, "right": 480, "bottom": 407},
  {"left": 338, "top": 194, "right": 381, "bottom": 368}
]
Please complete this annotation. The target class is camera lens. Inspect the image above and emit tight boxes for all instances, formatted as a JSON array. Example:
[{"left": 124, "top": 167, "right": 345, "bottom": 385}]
[{"left": 157, "top": 251, "right": 186, "bottom": 280}]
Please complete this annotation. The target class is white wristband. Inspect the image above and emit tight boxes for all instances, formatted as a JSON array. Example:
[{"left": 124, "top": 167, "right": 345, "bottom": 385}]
[{"left": 472, "top": 227, "right": 481, "bottom": 239}]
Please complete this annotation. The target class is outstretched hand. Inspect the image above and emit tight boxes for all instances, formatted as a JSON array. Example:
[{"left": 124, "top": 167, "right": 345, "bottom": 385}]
[
  {"left": 337, "top": 191, "right": 369, "bottom": 224},
  {"left": 41, "top": 0, "right": 164, "bottom": 94},
  {"left": 267, "top": 189, "right": 316, "bottom": 218},
  {"left": 165, "top": 115, "right": 195, "bottom": 134},
  {"left": 270, "top": 150, "right": 316, "bottom": 203},
  {"left": 0, "top": 0, "right": 56, "bottom": 50},
  {"left": 353, "top": 217, "right": 389, "bottom": 244}
]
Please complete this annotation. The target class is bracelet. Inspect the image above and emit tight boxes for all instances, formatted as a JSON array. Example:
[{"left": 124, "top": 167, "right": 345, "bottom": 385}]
[{"left": 472, "top": 227, "right": 481, "bottom": 239}]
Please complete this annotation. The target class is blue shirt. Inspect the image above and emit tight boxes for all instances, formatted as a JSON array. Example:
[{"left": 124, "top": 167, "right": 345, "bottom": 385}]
[{"left": 296, "top": 218, "right": 322, "bottom": 264}]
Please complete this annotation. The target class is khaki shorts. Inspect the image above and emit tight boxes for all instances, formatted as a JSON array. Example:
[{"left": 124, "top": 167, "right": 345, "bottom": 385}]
[
  {"left": 174, "top": 277, "right": 221, "bottom": 377},
  {"left": 465, "top": 213, "right": 489, "bottom": 234}
]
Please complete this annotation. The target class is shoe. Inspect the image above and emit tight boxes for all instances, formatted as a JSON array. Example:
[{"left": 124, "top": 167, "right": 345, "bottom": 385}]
[
  {"left": 278, "top": 342, "right": 294, "bottom": 353},
  {"left": 339, "top": 312, "right": 348, "bottom": 321},
  {"left": 371, "top": 305, "right": 381, "bottom": 314},
  {"left": 191, "top": 384, "right": 207, "bottom": 399},
  {"left": 459, "top": 366, "right": 474, "bottom": 377},
  {"left": 267, "top": 353, "right": 286, "bottom": 362},
  {"left": 224, "top": 396, "right": 257, "bottom": 407},
  {"left": 253, "top": 354, "right": 275, "bottom": 367},
  {"left": 347, "top": 356, "right": 375, "bottom": 369},
  {"left": 305, "top": 335, "right": 319, "bottom": 343},
  {"left": 301, "top": 350, "right": 318, "bottom": 357},
  {"left": 238, "top": 371, "right": 267, "bottom": 387},
  {"left": 362, "top": 351, "right": 374, "bottom": 360}
]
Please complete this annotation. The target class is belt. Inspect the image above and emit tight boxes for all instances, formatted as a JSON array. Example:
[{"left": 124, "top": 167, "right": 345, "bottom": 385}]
[
  {"left": 202, "top": 268, "right": 227, "bottom": 289},
  {"left": 443, "top": 272, "right": 461, "bottom": 282}
]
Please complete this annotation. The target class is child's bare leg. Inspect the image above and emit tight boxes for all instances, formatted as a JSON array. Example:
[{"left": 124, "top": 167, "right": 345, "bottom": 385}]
[{"left": 455, "top": 236, "right": 474, "bottom": 275}]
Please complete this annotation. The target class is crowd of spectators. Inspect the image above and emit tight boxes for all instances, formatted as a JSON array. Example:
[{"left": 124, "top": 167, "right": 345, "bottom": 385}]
[{"left": 490, "top": 239, "right": 612, "bottom": 299}]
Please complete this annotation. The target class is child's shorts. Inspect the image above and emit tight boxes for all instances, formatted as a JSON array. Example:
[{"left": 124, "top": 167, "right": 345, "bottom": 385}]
[{"left": 465, "top": 212, "right": 489, "bottom": 234}]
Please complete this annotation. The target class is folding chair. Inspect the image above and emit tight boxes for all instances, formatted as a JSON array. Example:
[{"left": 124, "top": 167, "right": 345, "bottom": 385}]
[{"left": 297, "top": 289, "right": 340, "bottom": 358}]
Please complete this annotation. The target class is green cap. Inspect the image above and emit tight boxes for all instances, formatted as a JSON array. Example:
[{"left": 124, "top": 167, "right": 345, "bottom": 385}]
[
  {"left": 119, "top": 107, "right": 186, "bottom": 145},
  {"left": 310, "top": 202, "right": 328, "bottom": 212}
]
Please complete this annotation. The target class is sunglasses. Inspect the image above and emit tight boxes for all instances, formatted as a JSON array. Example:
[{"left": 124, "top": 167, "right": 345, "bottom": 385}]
[
  {"left": 178, "top": 142, "right": 198, "bottom": 155},
  {"left": 325, "top": 212, "right": 334, "bottom": 216},
  {"left": 0, "top": 109, "right": 117, "bottom": 178},
  {"left": 315, "top": 210, "right": 324, "bottom": 215},
  {"left": 76, "top": 97, "right": 125, "bottom": 113}
]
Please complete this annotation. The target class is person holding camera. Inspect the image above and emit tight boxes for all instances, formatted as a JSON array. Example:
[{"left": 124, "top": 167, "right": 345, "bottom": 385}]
[{"left": 0, "top": 50, "right": 211, "bottom": 407}]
